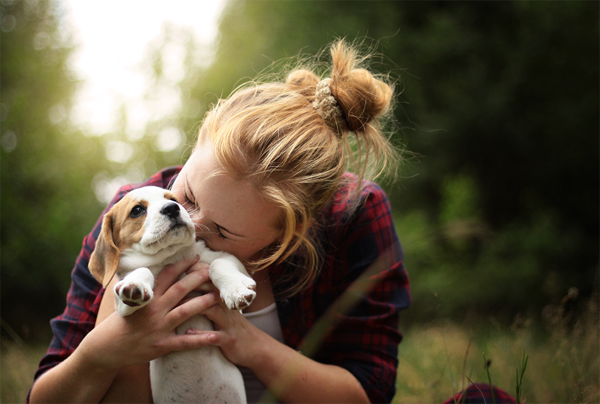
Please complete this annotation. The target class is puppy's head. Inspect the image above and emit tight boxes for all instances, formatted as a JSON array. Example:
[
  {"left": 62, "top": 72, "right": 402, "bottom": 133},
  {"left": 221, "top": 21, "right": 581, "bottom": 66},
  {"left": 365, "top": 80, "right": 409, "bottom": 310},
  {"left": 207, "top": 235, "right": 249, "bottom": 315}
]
[{"left": 89, "top": 186, "right": 195, "bottom": 287}]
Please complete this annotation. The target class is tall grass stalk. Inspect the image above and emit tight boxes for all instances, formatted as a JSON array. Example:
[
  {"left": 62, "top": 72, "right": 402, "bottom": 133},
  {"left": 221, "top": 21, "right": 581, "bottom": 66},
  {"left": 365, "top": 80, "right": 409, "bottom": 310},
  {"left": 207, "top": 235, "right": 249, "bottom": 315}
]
[
  {"left": 482, "top": 352, "right": 496, "bottom": 404},
  {"left": 515, "top": 352, "right": 528, "bottom": 403}
]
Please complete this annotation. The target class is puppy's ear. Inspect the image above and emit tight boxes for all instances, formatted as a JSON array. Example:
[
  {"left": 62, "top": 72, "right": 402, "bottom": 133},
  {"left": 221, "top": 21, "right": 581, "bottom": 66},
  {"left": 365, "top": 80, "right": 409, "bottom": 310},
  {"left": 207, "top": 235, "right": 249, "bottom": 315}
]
[{"left": 89, "top": 210, "right": 120, "bottom": 287}]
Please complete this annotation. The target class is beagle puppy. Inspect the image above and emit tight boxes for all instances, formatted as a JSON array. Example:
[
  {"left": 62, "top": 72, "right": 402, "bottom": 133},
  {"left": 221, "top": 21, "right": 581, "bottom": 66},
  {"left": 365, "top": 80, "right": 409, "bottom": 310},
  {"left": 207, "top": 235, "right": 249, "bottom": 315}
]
[{"left": 89, "top": 186, "right": 254, "bottom": 403}]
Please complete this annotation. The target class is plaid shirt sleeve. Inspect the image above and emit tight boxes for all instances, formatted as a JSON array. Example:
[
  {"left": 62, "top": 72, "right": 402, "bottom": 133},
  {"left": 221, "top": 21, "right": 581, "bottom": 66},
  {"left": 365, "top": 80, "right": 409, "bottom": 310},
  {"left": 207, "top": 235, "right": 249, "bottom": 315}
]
[
  {"left": 275, "top": 175, "right": 411, "bottom": 403},
  {"left": 28, "top": 167, "right": 181, "bottom": 399}
]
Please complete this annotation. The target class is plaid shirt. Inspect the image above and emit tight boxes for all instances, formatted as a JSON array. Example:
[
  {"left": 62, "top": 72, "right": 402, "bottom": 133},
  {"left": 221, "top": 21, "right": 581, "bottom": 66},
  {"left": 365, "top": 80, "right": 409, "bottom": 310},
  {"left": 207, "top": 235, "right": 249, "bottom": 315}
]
[{"left": 30, "top": 167, "right": 411, "bottom": 403}]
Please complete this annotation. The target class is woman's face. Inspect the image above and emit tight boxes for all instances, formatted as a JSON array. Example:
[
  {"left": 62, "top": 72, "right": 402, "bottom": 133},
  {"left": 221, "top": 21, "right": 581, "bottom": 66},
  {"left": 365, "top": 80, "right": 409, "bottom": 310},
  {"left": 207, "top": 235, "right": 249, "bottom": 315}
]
[{"left": 170, "top": 143, "right": 281, "bottom": 266}]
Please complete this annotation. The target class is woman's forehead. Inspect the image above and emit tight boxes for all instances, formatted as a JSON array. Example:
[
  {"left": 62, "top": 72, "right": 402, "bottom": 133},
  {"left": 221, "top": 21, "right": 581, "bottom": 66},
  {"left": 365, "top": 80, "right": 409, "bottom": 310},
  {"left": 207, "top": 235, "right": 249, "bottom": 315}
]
[{"left": 183, "top": 148, "right": 281, "bottom": 235}]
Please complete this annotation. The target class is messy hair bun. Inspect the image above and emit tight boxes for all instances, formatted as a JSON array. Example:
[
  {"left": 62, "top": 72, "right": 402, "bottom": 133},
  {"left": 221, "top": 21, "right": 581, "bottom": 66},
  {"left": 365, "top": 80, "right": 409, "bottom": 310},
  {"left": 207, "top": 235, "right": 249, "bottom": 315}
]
[
  {"left": 198, "top": 39, "right": 400, "bottom": 295},
  {"left": 285, "top": 69, "right": 319, "bottom": 96},
  {"left": 330, "top": 41, "right": 393, "bottom": 132},
  {"left": 285, "top": 39, "right": 397, "bottom": 181}
]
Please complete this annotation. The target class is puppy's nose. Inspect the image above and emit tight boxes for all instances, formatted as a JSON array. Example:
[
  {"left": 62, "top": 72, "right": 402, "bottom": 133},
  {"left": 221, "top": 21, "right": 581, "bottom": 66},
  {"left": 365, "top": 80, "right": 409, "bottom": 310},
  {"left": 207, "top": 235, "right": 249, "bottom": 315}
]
[{"left": 161, "top": 202, "right": 180, "bottom": 219}]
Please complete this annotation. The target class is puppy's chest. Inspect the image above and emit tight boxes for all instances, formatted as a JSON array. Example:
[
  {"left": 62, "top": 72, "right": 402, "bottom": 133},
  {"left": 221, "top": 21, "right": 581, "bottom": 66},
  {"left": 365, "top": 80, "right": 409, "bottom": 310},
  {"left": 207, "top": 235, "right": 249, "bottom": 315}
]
[{"left": 118, "top": 243, "right": 202, "bottom": 278}]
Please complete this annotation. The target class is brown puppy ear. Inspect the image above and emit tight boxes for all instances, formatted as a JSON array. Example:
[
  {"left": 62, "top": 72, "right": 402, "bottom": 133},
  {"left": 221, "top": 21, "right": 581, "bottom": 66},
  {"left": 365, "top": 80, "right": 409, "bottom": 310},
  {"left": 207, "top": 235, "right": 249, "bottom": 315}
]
[{"left": 89, "top": 211, "right": 120, "bottom": 287}]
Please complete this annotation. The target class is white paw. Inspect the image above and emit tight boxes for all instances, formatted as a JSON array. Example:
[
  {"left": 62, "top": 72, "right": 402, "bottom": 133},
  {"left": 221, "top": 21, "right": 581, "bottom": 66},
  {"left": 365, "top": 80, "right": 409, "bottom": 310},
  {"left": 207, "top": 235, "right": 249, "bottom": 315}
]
[
  {"left": 115, "top": 279, "right": 153, "bottom": 312},
  {"left": 218, "top": 274, "right": 256, "bottom": 310}
]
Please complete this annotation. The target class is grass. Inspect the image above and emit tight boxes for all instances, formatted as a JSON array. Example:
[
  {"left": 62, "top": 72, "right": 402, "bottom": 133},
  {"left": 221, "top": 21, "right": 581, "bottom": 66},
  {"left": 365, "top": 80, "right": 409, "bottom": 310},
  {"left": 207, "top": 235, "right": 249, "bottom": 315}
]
[
  {"left": 395, "top": 297, "right": 599, "bottom": 403},
  {"left": 515, "top": 352, "right": 528, "bottom": 404},
  {"left": 0, "top": 339, "right": 47, "bottom": 403},
  {"left": 2, "top": 299, "right": 598, "bottom": 404}
]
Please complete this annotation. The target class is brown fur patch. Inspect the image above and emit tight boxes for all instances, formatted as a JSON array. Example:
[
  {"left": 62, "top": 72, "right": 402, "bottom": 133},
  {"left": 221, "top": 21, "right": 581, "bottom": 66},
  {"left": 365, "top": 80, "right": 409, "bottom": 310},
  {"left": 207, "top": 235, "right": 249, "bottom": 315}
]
[
  {"left": 163, "top": 190, "right": 178, "bottom": 203},
  {"left": 111, "top": 195, "right": 148, "bottom": 251}
]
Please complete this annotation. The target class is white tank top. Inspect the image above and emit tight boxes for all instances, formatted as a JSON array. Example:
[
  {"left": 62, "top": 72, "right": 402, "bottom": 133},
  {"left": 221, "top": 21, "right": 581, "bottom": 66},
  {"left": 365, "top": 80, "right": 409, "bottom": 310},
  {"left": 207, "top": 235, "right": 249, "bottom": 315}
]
[{"left": 240, "top": 302, "right": 283, "bottom": 403}]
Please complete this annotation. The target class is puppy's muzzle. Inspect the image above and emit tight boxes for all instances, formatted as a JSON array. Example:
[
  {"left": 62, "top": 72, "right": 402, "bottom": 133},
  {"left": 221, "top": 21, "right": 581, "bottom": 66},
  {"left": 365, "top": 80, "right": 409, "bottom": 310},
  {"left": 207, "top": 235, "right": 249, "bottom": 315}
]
[
  {"left": 161, "top": 202, "right": 181, "bottom": 219},
  {"left": 161, "top": 202, "right": 189, "bottom": 231}
]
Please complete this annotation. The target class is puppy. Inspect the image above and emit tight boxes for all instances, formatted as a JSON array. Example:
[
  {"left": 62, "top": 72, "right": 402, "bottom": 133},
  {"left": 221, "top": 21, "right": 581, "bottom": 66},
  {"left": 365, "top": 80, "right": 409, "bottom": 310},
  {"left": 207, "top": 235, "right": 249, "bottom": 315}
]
[{"left": 89, "top": 186, "right": 254, "bottom": 403}]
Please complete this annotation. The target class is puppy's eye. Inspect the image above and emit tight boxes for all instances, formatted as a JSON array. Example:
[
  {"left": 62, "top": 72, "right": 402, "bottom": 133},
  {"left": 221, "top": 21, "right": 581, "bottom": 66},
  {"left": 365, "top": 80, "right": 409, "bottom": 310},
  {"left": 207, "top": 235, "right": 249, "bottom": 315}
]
[{"left": 130, "top": 205, "right": 146, "bottom": 218}]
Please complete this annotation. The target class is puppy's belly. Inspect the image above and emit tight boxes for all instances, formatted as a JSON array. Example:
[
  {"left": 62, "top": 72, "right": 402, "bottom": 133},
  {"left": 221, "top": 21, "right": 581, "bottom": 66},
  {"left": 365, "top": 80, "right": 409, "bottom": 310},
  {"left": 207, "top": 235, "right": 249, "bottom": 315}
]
[{"left": 150, "top": 315, "right": 246, "bottom": 403}]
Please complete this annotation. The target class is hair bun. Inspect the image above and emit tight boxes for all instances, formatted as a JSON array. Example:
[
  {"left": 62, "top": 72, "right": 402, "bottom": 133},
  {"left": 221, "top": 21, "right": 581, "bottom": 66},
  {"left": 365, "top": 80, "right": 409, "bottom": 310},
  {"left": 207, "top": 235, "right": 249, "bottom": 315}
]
[
  {"left": 286, "top": 69, "right": 319, "bottom": 96},
  {"left": 329, "top": 40, "right": 393, "bottom": 132}
]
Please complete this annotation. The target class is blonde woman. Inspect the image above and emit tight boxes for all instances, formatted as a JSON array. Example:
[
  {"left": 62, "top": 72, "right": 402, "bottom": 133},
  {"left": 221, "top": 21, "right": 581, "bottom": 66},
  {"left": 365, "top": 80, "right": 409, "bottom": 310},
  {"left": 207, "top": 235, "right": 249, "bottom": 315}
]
[{"left": 29, "top": 40, "right": 410, "bottom": 403}]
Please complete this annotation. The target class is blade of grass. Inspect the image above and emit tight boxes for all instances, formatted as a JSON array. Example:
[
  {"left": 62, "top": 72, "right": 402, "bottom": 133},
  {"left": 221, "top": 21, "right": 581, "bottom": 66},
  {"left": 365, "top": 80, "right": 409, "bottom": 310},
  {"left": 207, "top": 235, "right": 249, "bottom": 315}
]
[
  {"left": 464, "top": 375, "right": 486, "bottom": 403},
  {"left": 483, "top": 352, "right": 496, "bottom": 404},
  {"left": 515, "top": 352, "right": 528, "bottom": 403}
]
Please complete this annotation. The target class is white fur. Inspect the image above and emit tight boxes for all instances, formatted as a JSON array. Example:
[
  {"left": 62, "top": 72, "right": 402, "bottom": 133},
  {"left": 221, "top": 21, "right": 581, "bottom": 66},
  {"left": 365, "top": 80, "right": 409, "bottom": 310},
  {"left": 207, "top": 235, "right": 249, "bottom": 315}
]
[{"left": 109, "top": 186, "right": 252, "bottom": 403}]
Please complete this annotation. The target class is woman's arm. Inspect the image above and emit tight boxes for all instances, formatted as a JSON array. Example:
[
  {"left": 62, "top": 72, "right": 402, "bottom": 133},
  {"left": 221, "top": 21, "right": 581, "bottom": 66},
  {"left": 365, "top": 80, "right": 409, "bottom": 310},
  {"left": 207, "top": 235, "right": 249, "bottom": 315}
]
[
  {"left": 94, "top": 276, "right": 152, "bottom": 403},
  {"left": 29, "top": 258, "right": 219, "bottom": 403},
  {"left": 27, "top": 335, "right": 124, "bottom": 403},
  {"left": 190, "top": 304, "right": 370, "bottom": 403},
  {"left": 250, "top": 333, "right": 370, "bottom": 403}
]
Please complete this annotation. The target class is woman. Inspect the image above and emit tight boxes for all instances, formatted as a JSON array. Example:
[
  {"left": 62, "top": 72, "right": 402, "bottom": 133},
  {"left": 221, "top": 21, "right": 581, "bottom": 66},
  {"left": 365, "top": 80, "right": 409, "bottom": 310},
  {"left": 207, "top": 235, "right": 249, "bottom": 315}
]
[{"left": 28, "top": 40, "right": 411, "bottom": 403}]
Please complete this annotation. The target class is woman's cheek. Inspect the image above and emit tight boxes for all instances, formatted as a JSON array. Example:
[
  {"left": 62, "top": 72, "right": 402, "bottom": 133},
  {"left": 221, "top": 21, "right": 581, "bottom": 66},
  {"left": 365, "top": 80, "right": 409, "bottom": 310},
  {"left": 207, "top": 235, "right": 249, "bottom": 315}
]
[
  {"left": 212, "top": 240, "right": 256, "bottom": 263},
  {"left": 200, "top": 234, "right": 237, "bottom": 255}
]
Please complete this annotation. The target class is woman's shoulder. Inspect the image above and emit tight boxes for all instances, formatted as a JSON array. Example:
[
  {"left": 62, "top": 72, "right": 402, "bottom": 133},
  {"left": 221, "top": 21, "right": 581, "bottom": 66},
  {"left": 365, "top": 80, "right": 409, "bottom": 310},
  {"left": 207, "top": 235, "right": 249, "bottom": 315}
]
[{"left": 325, "top": 172, "right": 391, "bottom": 222}]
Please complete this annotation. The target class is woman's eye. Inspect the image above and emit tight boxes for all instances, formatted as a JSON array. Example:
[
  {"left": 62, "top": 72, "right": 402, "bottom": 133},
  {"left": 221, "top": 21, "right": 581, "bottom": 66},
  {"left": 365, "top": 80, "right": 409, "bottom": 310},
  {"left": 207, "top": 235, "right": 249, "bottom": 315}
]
[
  {"left": 216, "top": 226, "right": 228, "bottom": 240},
  {"left": 183, "top": 191, "right": 195, "bottom": 206},
  {"left": 130, "top": 205, "right": 146, "bottom": 218}
]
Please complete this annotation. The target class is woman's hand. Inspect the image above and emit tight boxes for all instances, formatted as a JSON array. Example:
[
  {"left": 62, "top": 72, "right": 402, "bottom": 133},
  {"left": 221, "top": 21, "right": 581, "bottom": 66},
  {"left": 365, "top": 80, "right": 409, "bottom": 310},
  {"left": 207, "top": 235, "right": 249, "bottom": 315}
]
[
  {"left": 88, "top": 256, "right": 222, "bottom": 370},
  {"left": 30, "top": 257, "right": 221, "bottom": 403},
  {"left": 187, "top": 300, "right": 369, "bottom": 404},
  {"left": 183, "top": 265, "right": 370, "bottom": 404},
  {"left": 189, "top": 299, "right": 265, "bottom": 367}
]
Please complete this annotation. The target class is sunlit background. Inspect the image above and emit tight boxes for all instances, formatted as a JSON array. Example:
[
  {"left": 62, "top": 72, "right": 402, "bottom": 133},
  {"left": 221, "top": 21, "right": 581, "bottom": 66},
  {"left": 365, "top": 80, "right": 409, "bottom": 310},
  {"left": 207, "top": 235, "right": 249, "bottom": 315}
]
[
  {"left": 1, "top": 1, "right": 598, "bottom": 402},
  {"left": 64, "top": 0, "right": 226, "bottom": 202},
  {"left": 65, "top": 0, "right": 224, "bottom": 134}
]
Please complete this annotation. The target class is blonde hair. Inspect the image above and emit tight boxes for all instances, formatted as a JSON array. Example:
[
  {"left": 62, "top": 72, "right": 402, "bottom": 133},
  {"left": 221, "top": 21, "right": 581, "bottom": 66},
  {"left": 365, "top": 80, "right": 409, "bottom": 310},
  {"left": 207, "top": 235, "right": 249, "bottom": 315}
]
[{"left": 196, "top": 39, "right": 398, "bottom": 295}]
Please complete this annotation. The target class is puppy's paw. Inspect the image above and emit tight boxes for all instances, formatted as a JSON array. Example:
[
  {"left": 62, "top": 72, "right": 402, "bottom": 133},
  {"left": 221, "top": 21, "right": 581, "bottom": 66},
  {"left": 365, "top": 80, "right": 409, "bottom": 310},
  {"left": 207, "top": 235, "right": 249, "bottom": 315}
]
[
  {"left": 115, "top": 279, "right": 153, "bottom": 312},
  {"left": 219, "top": 276, "right": 256, "bottom": 310}
]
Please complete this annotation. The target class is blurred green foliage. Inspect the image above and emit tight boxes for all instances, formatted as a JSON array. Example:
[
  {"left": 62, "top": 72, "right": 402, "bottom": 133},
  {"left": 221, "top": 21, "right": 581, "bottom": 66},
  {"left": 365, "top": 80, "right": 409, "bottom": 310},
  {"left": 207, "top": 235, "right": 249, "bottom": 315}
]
[
  {"left": 181, "top": 0, "right": 600, "bottom": 321},
  {"left": 0, "top": 0, "right": 108, "bottom": 338},
  {"left": 1, "top": 0, "right": 598, "bottom": 341}
]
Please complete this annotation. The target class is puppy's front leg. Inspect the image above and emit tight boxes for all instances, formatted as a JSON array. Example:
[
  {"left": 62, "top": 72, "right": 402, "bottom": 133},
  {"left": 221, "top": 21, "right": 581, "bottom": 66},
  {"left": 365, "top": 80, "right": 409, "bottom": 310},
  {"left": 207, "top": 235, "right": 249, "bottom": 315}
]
[
  {"left": 203, "top": 253, "right": 256, "bottom": 310},
  {"left": 114, "top": 267, "right": 154, "bottom": 316}
]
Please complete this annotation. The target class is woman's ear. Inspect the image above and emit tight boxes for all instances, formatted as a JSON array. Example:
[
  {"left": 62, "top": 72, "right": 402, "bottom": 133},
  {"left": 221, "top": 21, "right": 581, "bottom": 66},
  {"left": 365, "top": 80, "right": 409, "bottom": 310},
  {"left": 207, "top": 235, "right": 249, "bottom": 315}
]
[{"left": 89, "top": 211, "right": 121, "bottom": 287}]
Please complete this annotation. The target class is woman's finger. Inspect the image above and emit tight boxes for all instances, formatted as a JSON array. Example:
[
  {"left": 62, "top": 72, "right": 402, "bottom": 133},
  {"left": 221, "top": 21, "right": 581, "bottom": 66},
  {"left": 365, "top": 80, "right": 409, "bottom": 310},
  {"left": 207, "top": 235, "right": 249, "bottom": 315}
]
[
  {"left": 184, "top": 328, "right": 220, "bottom": 344},
  {"left": 184, "top": 262, "right": 215, "bottom": 293},
  {"left": 164, "top": 291, "right": 220, "bottom": 329},
  {"left": 160, "top": 269, "right": 212, "bottom": 311},
  {"left": 166, "top": 331, "right": 218, "bottom": 352},
  {"left": 154, "top": 256, "right": 199, "bottom": 296},
  {"left": 184, "top": 261, "right": 211, "bottom": 275},
  {"left": 198, "top": 300, "right": 228, "bottom": 324}
]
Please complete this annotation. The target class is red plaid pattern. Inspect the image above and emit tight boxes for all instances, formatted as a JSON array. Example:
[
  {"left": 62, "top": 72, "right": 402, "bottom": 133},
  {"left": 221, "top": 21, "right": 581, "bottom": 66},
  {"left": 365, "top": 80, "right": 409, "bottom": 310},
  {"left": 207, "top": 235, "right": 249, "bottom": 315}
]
[{"left": 442, "top": 383, "right": 517, "bottom": 404}]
